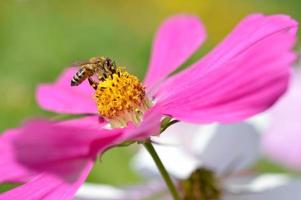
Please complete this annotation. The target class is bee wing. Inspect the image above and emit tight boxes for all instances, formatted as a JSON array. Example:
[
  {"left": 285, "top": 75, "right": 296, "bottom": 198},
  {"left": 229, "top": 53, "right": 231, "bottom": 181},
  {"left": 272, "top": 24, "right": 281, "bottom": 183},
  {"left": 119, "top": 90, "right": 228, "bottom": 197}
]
[{"left": 70, "top": 60, "right": 90, "bottom": 67}]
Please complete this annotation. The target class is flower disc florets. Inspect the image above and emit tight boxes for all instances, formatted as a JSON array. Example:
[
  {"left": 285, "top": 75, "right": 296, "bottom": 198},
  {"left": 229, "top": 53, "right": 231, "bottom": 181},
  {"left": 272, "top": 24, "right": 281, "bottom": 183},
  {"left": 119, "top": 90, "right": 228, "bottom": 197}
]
[
  {"left": 94, "top": 67, "right": 151, "bottom": 127},
  {"left": 180, "top": 168, "right": 221, "bottom": 200}
]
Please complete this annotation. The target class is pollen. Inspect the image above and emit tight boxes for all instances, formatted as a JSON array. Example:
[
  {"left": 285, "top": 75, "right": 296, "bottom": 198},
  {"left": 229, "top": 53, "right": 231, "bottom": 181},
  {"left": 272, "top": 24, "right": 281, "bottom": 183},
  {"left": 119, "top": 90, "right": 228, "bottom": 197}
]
[{"left": 94, "top": 67, "right": 151, "bottom": 127}]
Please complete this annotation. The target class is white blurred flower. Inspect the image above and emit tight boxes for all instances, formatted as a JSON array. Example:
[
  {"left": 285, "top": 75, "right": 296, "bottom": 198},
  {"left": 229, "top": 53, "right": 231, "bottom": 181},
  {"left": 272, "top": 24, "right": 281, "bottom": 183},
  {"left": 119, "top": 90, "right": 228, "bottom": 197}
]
[{"left": 75, "top": 122, "right": 301, "bottom": 199}]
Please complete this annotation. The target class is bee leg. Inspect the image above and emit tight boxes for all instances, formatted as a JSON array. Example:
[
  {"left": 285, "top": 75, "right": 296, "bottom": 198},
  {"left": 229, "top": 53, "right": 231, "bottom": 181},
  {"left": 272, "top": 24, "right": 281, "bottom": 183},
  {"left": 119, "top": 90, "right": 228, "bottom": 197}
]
[{"left": 88, "top": 77, "right": 98, "bottom": 90}]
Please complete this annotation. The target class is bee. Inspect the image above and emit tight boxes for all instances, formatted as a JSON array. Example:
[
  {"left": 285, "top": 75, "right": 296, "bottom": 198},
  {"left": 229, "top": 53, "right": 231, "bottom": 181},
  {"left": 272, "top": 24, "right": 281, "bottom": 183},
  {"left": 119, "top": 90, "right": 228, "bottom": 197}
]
[{"left": 70, "top": 56, "right": 116, "bottom": 89}]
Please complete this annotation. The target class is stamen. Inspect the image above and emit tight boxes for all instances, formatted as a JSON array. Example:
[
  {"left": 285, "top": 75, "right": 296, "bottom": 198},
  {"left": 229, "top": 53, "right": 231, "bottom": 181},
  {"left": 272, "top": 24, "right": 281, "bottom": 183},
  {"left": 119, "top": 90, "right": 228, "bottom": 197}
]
[{"left": 94, "top": 67, "right": 151, "bottom": 127}]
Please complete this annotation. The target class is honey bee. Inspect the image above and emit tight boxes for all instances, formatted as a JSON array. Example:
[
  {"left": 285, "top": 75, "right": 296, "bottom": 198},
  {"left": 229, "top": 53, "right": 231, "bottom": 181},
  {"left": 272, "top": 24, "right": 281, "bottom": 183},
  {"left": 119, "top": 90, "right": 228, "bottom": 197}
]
[{"left": 71, "top": 56, "right": 116, "bottom": 89}]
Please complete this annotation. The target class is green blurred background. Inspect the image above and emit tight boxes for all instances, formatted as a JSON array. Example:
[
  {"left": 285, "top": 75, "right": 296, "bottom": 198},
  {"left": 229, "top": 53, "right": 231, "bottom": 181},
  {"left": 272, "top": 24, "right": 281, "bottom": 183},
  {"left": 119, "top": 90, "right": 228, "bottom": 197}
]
[{"left": 0, "top": 0, "right": 300, "bottom": 191}]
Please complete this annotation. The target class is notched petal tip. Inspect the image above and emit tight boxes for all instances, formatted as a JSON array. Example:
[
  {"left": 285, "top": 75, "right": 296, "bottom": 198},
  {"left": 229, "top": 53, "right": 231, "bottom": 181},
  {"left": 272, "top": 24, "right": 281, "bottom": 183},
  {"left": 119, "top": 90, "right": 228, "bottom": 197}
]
[{"left": 144, "top": 14, "right": 207, "bottom": 89}]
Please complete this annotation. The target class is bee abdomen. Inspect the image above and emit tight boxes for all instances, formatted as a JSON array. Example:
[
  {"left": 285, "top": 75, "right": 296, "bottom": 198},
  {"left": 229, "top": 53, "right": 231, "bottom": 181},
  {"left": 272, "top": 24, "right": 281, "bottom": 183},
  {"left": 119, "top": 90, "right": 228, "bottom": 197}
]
[{"left": 71, "top": 70, "right": 85, "bottom": 86}]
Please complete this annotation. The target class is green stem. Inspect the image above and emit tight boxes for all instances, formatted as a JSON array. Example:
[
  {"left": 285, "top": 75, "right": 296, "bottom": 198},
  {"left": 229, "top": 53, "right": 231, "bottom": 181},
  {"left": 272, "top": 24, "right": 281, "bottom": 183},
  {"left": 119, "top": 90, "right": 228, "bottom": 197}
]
[{"left": 143, "top": 140, "right": 181, "bottom": 200}]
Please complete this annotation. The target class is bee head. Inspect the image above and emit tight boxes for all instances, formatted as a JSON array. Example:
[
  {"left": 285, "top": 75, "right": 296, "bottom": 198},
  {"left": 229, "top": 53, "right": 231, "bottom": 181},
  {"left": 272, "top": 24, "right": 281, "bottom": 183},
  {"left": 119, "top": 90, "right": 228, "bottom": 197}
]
[{"left": 104, "top": 58, "right": 113, "bottom": 67}]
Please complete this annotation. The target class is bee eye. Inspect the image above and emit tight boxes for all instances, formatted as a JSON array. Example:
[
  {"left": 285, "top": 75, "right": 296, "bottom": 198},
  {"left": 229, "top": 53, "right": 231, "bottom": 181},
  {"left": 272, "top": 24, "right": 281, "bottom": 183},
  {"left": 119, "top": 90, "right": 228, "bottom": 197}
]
[{"left": 105, "top": 59, "right": 111, "bottom": 66}]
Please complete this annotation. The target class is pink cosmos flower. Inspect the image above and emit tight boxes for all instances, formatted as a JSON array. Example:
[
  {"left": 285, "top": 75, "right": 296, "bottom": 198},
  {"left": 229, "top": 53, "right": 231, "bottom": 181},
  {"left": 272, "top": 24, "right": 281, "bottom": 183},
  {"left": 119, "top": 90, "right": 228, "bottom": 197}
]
[{"left": 0, "top": 13, "right": 298, "bottom": 199}]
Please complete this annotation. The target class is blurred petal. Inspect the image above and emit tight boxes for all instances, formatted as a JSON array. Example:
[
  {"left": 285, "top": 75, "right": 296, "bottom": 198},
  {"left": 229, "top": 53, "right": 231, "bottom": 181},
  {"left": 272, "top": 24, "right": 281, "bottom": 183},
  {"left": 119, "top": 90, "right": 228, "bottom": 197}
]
[
  {"left": 132, "top": 122, "right": 215, "bottom": 178},
  {"left": 144, "top": 15, "right": 206, "bottom": 89},
  {"left": 247, "top": 113, "right": 269, "bottom": 135},
  {"left": 194, "top": 123, "right": 260, "bottom": 176},
  {"left": 132, "top": 142, "right": 200, "bottom": 179},
  {"left": 74, "top": 181, "right": 166, "bottom": 200},
  {"left": 156, "top": 14, "right": 297, "bottom": 123},
  {"left": 0, "top": 161, "right": 93, "bottom": 200},
  {"left": 10, "top": 117, "right": 121, "bottom": 170},
  {"left": 0, "top": 129, "right": 35, "bottom": 183},
  {"left": 74, "top": 183, "right": 125, "bottom": 200},
  {"left": 0, "top": 117, "right": 122, "bottom": 199},
  {"left": 36, "top": 68, "right": 97, "bottom": 114},
  {"left": 132, "top": 122, "right": 259, "bottom": 179},
  {"left": 262, "top": 69, "right": 301, "bottom": 169},
  {"left": 152, "top": 122, "right": 209, "bottom": 151},
  {"left": 223, "top": 174, "right": 301, "bottom": 200}
]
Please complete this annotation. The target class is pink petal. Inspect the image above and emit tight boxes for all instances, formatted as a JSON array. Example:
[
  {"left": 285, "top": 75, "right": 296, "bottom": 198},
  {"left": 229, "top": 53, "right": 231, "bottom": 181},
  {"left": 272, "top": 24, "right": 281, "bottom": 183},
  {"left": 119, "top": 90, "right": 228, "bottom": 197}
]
[
  {"left": 36, "top": 67, "right": 97, "bottom": 114},
  {"left": 0, "top": 109, "right": 162, "bottom": 199},
  {"left": 143, "top": 15, "right": 206, "bottom": 90},
  {"left": 12, "top": 117, "right": 121, "bottom": 169},
  {"left": 0, "top": 161, "right": 93, "bottom": 200},
  {"left": 0, "top": 129, "right": 36, "bottom": 183},
  {"left": 156, "top": 14, "right": 298, "bottom": 123},
  {"left": 262, "top": 69, "right": 301, "bottom": 169},
  {"left": 0, "top": 117, "right": 123, "bottom": 199}
]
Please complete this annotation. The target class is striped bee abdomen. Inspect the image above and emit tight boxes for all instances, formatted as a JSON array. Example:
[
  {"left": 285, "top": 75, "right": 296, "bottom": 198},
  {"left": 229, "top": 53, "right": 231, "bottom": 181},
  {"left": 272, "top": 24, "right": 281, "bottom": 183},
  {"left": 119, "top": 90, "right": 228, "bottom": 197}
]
[{"left": 71, "top": 68, "right": 86, "bottom": 86}]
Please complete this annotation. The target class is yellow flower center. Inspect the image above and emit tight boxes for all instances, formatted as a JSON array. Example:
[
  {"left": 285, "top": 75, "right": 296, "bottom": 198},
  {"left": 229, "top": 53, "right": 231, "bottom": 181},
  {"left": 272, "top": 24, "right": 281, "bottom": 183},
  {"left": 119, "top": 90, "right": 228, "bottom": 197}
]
[{"left": 94, "top": 67, "right": 151, "bottom": 127}]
